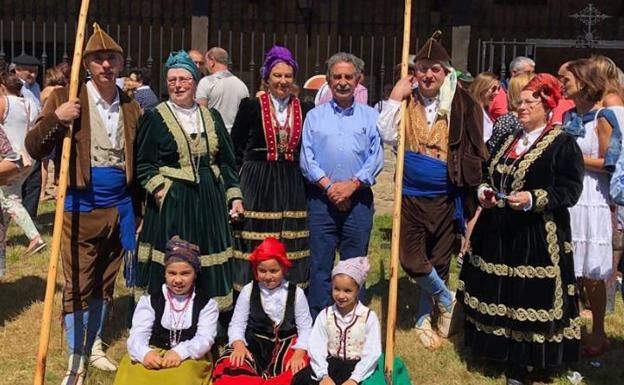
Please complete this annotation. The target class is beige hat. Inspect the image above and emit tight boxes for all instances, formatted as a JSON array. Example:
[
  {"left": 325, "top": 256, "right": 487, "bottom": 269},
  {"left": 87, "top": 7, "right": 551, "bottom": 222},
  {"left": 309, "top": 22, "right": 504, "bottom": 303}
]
[{"left": 83, "top": 23, "right": 123, "bottom": 57}]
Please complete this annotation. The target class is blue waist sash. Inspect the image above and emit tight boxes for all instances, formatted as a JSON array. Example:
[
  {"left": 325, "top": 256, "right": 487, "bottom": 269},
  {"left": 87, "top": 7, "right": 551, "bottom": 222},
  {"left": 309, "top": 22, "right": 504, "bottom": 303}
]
[
  {"left": 65, "top": 167, "right": 137, "bottom": 255},
  {"left": 403, "top": 151, "right": 466, "bottom": 233}
]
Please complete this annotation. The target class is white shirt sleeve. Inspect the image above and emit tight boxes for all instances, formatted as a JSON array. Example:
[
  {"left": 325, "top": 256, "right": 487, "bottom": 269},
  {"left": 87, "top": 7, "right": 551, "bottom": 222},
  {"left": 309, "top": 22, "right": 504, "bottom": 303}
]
[
  {"left": 349, "top": 310, "right": 382, "bottom": 383},
  {"left": 127, "top": 295, "right": 156, "bottom": 363},
  {"left": 292, "top": 287, "right": 313, "bottom": 350},
  {"left": 227, "top": 283, "right": 252, "bottom": 346},
  {"left": 308, "top": 309, "right": 330, "bottom": 380},
  {"left": 171, "top": 298, "right": 219, "bottom": 360},
  {"left": 377, "top": 98, "right": 402, "bottom": 146}
]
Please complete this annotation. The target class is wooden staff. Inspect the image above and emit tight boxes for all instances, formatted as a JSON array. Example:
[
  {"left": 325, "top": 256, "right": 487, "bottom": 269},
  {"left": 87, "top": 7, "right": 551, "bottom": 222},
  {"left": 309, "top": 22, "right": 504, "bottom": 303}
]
[
  {"left": 384, "top": 0, "right": 412, "bottom": 384},
  {"left": 33, "top": 1, "right": 91, "bottom": 384}
]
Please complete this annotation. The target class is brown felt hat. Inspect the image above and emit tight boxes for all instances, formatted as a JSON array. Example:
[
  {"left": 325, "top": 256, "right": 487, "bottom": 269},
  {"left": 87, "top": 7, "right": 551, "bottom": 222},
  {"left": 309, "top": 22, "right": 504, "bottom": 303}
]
[
  {"left": 83, "top": 23, "right": 123, "bottom": 57},
  {"left": 414, "top": 30, "right": 451, "bottom": 64}
]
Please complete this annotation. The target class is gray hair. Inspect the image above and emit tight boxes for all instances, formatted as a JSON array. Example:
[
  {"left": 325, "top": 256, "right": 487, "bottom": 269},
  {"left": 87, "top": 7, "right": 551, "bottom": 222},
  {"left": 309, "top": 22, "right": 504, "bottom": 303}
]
[
  {"left": 510, "top": 56, "right": 535, "bottom": 72},
  {"left": 326, "top": 52, "right": 365, "bottom": 77},
  {"left": 206, "top": 47, "right": 229, "bottom": 65}
]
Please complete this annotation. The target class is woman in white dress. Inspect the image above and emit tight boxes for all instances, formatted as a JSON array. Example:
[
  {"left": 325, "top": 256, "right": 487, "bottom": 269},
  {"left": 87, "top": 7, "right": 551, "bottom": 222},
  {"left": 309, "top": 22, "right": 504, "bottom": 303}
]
[{"left": 561, "top": 58, "right": 621, "bottom": 357}]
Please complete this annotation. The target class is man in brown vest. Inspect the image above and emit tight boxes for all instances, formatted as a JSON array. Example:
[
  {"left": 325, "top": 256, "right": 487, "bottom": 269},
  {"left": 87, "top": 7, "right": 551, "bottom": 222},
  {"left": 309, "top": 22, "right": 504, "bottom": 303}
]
[
  {"left": 377, "top": 32, "right": 487, "bottom": 349},
  {"left": 25, "top": 24, "right": 142, "bottom": 384}
]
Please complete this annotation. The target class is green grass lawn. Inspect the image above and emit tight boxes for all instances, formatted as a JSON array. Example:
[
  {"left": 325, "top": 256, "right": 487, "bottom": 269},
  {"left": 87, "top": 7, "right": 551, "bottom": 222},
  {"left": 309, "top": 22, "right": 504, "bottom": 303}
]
[{"left": 0, "top": 203, "right": 622, "bottom": 385}]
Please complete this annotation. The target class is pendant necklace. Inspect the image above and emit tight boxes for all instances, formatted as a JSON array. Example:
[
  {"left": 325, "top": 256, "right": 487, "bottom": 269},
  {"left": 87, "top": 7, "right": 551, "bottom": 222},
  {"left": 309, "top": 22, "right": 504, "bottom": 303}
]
[{"left": 166, "top": 288, "right": 193, "bottom": 347}]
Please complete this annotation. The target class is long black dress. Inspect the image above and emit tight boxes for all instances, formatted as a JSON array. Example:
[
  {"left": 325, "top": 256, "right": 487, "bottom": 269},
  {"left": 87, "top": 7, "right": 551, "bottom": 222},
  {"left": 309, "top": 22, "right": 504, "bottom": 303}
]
[
  {"left": 457, "top": 126, "right": 583, "bottom": 369},
  {"left": 229, "top": 93, "right": 313, "bottom": 292}
]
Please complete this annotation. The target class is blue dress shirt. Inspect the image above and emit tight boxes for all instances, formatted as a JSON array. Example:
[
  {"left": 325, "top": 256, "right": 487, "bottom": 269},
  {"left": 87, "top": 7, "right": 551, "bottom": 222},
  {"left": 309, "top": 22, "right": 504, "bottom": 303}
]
[{"left": 300, "top": 99, "right": 383, "bottom": 186}]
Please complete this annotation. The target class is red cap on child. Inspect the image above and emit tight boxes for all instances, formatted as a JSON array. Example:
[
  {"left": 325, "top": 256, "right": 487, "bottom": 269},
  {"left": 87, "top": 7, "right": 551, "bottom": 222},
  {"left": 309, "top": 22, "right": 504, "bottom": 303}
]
[{"left": 249, "top": 237, "right": 293, "bottom": 271}]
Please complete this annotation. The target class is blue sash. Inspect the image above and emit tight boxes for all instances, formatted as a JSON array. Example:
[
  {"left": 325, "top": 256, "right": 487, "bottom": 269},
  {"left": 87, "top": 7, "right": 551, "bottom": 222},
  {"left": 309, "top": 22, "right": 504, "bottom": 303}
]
[
  {"left": 65, "top": 167, "right": 137, "bottom": 285},
  {"left": 403, "top": 151, "right": 466, "bottom": 233}
]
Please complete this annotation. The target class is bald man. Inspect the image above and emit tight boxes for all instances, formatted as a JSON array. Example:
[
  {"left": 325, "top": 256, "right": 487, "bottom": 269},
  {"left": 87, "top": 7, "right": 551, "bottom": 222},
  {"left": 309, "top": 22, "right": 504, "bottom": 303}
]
[{"left": 196, "top": 47, "right": 249, "bottom": 133}]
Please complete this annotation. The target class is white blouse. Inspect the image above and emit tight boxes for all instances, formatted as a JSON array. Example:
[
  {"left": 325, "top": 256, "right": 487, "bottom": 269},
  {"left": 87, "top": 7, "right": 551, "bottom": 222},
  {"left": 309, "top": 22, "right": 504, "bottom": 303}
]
[
  {"left": 167, "top": 101, "right": 202, "bottom": 135},
  {"left": 308, "top": 302, "right": 382, "bottom": 383},
  {"left": 228, "top": 280, "right": 313, "bottom": 350},
  {"left": 270, "top": 94, "right": 291, "bottom": 126},
  {"left": 127, "top": 284, "right": 219, "bottom": 363}
]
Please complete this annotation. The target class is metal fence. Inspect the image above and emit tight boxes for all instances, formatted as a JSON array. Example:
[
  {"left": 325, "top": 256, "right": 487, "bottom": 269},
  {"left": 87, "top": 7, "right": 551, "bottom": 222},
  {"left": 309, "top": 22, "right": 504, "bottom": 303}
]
[{"left": 0, "top": 17, "right": 425, "bottom": 105}]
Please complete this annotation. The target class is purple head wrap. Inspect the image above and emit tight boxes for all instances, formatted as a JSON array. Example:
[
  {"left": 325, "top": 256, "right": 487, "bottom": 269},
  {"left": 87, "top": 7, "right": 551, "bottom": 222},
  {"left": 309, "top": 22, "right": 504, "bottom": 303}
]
[
  {"left": 262, "top": 45, "right": 298, "bottom": 81},
  {"left": 332, "top": 257, "right": 370, "bottom": 287},
  {"left": 165, "top": 236, "right": 201, "bottom": 274}
]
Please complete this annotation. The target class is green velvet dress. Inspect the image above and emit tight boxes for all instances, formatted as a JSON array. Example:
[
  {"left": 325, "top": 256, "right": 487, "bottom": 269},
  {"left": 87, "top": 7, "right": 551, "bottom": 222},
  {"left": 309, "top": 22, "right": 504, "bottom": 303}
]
[{"left": 136, "top": 102, "right": 242, "bottom": 311}]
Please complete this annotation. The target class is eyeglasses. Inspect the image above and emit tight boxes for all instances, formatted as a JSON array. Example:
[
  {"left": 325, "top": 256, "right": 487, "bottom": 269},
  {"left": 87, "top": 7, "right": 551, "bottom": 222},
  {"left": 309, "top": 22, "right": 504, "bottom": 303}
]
[
  {"left": 166, "top": 76, "right": 194, "bottom": 85},
  {"left": 514, "top": 99, "right": 542, "bottom": 109}
]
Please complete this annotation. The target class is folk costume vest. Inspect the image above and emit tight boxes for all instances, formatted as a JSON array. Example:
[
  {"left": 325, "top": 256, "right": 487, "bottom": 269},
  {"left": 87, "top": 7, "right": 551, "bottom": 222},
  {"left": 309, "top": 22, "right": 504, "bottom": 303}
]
[
  {"left": 245, "top": 281, "right": 298, "bottom": 341},
  {"left": 326, "top": 306, "right": 370, "bottom": 361},
  {"left": 258, "top": 92, "right": 302, "bottom": 162},
  {"left": 87, "top": 89, "right": 126, "bottom": 169},
  {"left": 149, "top": 289, "right": 211, "bottom": 350},
  {"left": 404, "top": 94, "right": 450, "bottom": 162}
]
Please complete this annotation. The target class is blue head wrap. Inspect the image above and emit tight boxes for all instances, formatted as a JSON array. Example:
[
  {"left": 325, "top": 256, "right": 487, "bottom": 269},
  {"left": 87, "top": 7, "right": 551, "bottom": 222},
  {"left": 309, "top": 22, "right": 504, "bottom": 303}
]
[{"left": 165, "top": 50, "right": 201, "bottom": 82}]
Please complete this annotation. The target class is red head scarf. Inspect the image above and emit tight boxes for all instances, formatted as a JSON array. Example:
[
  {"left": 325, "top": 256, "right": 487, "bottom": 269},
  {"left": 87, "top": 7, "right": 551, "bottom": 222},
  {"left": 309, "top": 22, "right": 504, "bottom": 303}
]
[
  {"left": 249, "top": 237, "right": 293, "bottom": 275},
  {"left": 523, "top": 73, "right": 562, "bottom": 111}
]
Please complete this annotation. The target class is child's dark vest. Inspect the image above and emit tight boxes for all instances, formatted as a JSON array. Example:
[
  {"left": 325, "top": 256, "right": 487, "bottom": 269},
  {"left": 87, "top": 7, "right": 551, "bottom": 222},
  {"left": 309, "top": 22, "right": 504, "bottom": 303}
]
[
  {"left": 148, "top": 289, "right": 210, "bottom": 350},
  {"left": 245, "top": 281, "right": 297, "bottom": 371}
]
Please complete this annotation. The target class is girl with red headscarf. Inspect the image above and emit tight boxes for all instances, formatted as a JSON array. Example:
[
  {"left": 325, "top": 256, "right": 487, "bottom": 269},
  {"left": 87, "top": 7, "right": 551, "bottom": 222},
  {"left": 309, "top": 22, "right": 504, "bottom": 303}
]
[
  {"left": 458, "top": 73, "right": 584, "bottom": 384},
  {"left": 212, "top": 237, "right": 313, "bottom": 385}
]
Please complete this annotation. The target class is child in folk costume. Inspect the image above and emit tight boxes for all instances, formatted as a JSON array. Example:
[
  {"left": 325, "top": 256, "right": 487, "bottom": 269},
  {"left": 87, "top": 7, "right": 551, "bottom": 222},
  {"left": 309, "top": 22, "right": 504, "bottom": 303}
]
[
  {"left": 294, "top": 257, "right": 382, "bottom": 385},
  {"left": 113, "top": 237, "right": 218, "bottom": 385},
  {"left": 212, "top": 237, "right": 313, "bottom": 385}
]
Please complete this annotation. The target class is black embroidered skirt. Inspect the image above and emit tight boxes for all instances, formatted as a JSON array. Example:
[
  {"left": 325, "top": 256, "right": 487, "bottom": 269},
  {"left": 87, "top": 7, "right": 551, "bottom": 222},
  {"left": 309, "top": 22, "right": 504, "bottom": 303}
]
[
  {"left": 457, "top": 206, "right": 581, "bottom": 368},
  {"left": 232, "top": 160, "right": 309, "bottom": 291}
]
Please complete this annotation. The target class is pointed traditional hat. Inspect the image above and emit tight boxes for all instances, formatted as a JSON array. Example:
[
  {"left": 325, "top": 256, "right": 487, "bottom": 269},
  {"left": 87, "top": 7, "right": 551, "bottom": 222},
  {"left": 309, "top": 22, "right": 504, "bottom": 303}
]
[
  {"left": 414, "top": 30, "right": 451, "bottom": 64},
  {"left": 84, "top": 23, "right": 123, "bottom": 57}
]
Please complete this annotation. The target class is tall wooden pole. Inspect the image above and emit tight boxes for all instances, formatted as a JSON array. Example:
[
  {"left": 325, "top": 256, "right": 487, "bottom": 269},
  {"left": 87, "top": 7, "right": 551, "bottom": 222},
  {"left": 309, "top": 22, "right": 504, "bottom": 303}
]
[
  {"left": 33, "top": 1, "right": 91, "bottom": 384},
  {"left": 384, "top": 0, "right": 412, "bottom": 384}
]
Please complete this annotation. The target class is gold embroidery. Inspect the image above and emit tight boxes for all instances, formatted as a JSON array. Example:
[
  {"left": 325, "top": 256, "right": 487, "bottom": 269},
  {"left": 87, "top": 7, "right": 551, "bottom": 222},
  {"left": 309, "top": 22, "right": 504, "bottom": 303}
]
[
  {"left": 533, "top": 189, "right": 549, "bottom": 212},
  {"left": 488, "top": 134, "right": 516, "bottom": 184},
  {"left": 232, "top": 230, "right": 309, "bottom": 240},
  {"left": 405, "top": 95, "right": 449, "bottom": 161},
  {"left": 226, "top": 187, "right": 243, "bottom": 202},
  {"left": 213, "top": 290, "right": 233, "bottom": 311},
  {"left": 564, "top": 242, "right": 574, "bottom": 254},
  {"left": 459, "top": 212, "right": 565, "bottom": 323},
  {"left": 466, "top": 315, "right": 581, "bottom": 343},
  {"left": 496, "top": 164, "right": 514, "bottom": 174},
  {"left": 137, "top": 242, "right": 232, "bottom": 267},
  {"left": 510, "top": 129, "right": 562, "bottom": 191},
  {"left": 244, "top": 210, "right": 308, "bottom": 219},
  {"left": 468, "top": 254, "right": 557, "bottom": 279},
  {"left": 200, "top": 106, "right": 219, "bottom": 167},
  {"left": 156, "top": 103, "right": 197, "bottom": 183},
  {"left": 233, "top": 249, "right": 310, "bottom": 260},
  {"left": 567, "top": 284, "right": 576, "bottom": 296}
]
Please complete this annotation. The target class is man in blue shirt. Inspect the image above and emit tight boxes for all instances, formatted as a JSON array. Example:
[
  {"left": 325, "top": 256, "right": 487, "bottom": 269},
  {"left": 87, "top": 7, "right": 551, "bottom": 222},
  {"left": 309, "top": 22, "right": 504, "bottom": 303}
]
[{"left": 300, "top": 52, "right": 383, "bottom": 317}]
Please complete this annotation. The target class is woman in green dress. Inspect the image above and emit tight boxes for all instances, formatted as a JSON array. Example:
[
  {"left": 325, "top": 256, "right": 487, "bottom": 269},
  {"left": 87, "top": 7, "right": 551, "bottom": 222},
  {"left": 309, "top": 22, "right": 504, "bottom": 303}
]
[{"left": 136, "top": 51, "right": 243, "bottom": 311}]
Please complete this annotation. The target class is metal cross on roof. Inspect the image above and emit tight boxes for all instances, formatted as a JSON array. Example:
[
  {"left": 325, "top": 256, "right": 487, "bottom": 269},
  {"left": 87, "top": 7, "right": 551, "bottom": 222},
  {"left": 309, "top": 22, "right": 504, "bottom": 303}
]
[{"left": 570, "top": 3, "right": 611, "bottom": 47}]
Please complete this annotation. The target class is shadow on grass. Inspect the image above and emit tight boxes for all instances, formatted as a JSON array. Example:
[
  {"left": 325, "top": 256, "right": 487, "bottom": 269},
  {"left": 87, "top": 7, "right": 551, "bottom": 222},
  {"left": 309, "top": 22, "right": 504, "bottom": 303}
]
[
  {"left": 0, "top": 275, "right": 61, "bottom": 326},
  {"left": 102, "top": 294, "right": 134, "bottom": 346},
  {"left": 366, "top": 259, "right": 421, "bottom": 331}
]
